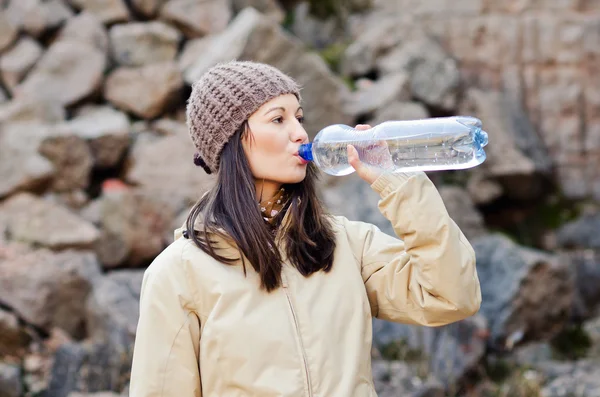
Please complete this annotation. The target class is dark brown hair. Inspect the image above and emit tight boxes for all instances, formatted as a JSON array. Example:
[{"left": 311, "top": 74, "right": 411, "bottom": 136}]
[{"left": 185, "top": 121, "right": 337, "bottom": 292}]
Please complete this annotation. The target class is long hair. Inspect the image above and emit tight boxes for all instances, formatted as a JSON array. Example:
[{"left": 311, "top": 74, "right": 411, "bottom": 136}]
[{"left": 185, "top": 121, "right": 337, "bottom": 292}]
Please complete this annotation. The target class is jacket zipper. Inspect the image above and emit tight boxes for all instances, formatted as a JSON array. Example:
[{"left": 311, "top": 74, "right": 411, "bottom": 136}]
[{"left": 282, "top": 284, "right": 313, "bottom": 397}]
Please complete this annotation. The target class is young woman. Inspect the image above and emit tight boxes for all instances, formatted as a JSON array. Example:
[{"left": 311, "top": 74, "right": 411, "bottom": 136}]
[{"left": 129, "top": 61, "right": 481, "bottom": 397}]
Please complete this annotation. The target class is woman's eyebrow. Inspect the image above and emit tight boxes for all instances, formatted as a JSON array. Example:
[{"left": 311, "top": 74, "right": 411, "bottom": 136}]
[{"left": 264, "top": 106, "right": 303, "bottom": 115}]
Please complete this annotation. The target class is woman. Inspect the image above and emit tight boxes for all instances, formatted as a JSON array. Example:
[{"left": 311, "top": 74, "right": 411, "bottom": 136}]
[{"left": 129, "top": 61, "right": 481, "bottom": 397}]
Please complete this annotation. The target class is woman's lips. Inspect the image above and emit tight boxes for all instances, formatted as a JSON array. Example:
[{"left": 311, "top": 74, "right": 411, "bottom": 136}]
[{"left": 294, "top": 154, "right": 309, "bottom": 165}]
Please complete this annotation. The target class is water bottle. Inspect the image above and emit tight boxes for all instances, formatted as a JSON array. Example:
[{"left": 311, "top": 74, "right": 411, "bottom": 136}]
[{"left": 298, "top": 116, "right": 488, "bottom": 176}]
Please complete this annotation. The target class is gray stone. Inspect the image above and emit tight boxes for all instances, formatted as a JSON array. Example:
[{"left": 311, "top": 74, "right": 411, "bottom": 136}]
[
  {"left": 177, "top": 37, "right": 212, "bottom": 72},
  {"left": 368, "top": 101, "right": 429, "bottom": 126},
  {"left": 183, "top": 7, "right": 352, "bottom": 141},
  {"left": 109, "top": 21, "right": 181, "bottom": 67},
  {"left": 372, "top": 360, "right": 445, "bottom": 397},
  {"left": 232, "top": 0, "right": 284, "bottom": 22},
  {"left": 0, "top": 308, "right": 31, "bottom": 357},
  {"left": 556, "top": 213, "right": 600, "bottom": 250},
  {"left": 0, "top": 98, "right": 65, "bottom": 124},
  {"left": 104, "top": 62, "right": 184, "bottom": 119},
  {"left": 0, "top": 11, "right": 18, "bottom": 53},
  {"left": 0, "top": 192, "right": 100, "bottom": 249},
  {"left": 130, "top": 0, "right": 168, "bottom": 18},
  {"left": 343, "top": 73, "right": 411, "bottom": 117},
  {"left": 472, "top": 234, "right": 574, "bottom": 349},
  {"left": 0, "top": 248, "right": 101, "bottom": 336},
  {"left": 159, "top": 0, "right": 232, "bottom": 38},
  {"left": 14, "top": 40, "right": 106, "bottom": 107},
  {"left": 65, "top": 105, "right": 131, "bottom": 168},
  {"left": 0, "top": 37, "right": 43, "bottom": 93},
  {"left": 67, "top": 0, "right": 130, "bottom": 24},
  {"left": 13, "top": 0, "right": 74, "bottom": 37},
  {"left": 0, "top": 363, "right": 21, "bottom": 397},
  {"left": 438, "top": 186, "right": 487, "bottom": 241},
  {"left": 58, "top": 11, "right": 109, "bottom": 53}
]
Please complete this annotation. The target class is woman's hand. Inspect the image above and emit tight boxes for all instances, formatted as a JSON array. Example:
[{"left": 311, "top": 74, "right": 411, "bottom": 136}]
[{"left": 347, "top": 124, "right": 394, "bottom": 185}]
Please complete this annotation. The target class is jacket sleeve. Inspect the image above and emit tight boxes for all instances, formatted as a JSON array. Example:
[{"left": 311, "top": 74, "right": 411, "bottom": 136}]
[
  {"left": 343, "top": 171, "right": 481, "bottom": 326},
  {"left": 129, "top": 242, "right": 202, "bottom": 397}
]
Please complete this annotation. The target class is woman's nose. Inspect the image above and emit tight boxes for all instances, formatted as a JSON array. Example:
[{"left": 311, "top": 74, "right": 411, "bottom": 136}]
[{"left": 291, "top": 122, "right": 309, "bottom": 143}]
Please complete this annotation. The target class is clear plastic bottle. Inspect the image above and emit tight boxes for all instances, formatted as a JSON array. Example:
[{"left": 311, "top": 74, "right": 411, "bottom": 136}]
[{"left": 298, "top": 116, "right": 488, "bottom": 176}]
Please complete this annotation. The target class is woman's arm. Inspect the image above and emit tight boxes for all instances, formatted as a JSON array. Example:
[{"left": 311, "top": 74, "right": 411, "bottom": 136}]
[
  {"left": 343, "top": 171, "right": 481, "bottom": 326},
  {"left": 129, "top": 243, "right": 202, "bottom": 397}
]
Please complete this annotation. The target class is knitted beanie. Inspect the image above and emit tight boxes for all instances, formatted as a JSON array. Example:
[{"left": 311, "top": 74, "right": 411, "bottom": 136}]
[{"left": 186, "top": 61, "right": 302, "bottom": 174}]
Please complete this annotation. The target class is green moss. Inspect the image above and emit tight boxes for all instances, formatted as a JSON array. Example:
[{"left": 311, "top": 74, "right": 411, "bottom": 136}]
[
  {"left": 316, "top": 42, "right": 349, "bottom": 73},
  {"left": 550, "top": 324, "right": 592, "bottom": 360},
  {"left": 379, "top": 339, "right": 424, "bottom": 362}
]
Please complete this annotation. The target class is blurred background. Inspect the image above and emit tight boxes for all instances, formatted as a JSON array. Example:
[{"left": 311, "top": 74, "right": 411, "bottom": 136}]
[{"left": 0, "top": 0, "right": 599, "bottom": 396}]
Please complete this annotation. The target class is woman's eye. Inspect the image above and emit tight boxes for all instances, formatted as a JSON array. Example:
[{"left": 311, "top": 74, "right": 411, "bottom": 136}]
[
  {"left": 272, "top": 116, "right": 283, "bottom": 124},
  {"left": 297, "top": 116, "right": 305, "bottom": 124}
]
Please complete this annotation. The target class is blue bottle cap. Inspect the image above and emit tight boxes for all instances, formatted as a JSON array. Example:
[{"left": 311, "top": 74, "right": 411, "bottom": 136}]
[{"left": 298, "top": 143, "right": 313, "bottom": 161}]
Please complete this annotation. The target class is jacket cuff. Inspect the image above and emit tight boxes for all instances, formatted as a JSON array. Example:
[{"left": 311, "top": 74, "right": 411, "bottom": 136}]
[{"left": 370, "top": 171, "right": 424, "bottom": 196}]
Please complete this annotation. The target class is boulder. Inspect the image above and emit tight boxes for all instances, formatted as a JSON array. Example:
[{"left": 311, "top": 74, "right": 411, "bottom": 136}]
[
  {"left": 159, "top": 0, "right": 232, "bottom": 38},
  {"left": 0, "top": 11, "right": 18, "bottom": 53},
  {"left": 183, "top": 7, "right": 352, "bottom": 141},
  {"left": 109, "top": 21, "right": 181, "bottom": 67},
  {"left": 14, "top": 39, "right": 106, "bottom": 107},
  {"left": 0, "top": 192, "right": 100, "bottom": 249},
  {"left": 372, "top": 360, "right": 445, "bottom": 397},
  {"left": 57, "top": 11, "right": 109, "bottom": 53},
  {"left": 104, "top": 62, "right": 184, "bottom": 119},
  {"left": 472, "top": 234, "right": 574, "bottom": 349},
  {"left": 232, "top": 0, "right": 284, "bottom": 22},
  {"left": 67, "top": 0, "right": 130, "bottom": 24},
  {"left": 343, "top": 73, "right": 411, "bottom": 118},
  {"left": 0, "top": 248, "right": 101, "bottom": 336},
  {"left": 367, "top": 101, "right": 429, "bottom": 126},
  {"left": 0, "top": 98, "right": 65, "bottom": 124},
  {"left": 0, "top": 363, "right": 21, "bottom": 397},
  {"left": 0, "top": 308, "right": 31, "bottom": 357},
  {"left": 0, "top": 37, "right": 43, "bottom": 93},
  {"left": 438, "top": 186, "right": 487, "bottom": 241},
  {"left": 130, "top": 0, "right": 168, "bottom": 18},
  {"left": 460, "top": 89, "right": 553, "bottom": 202},
  {"left": 3, "top": 0, "right": 73, "bottom": 38}
]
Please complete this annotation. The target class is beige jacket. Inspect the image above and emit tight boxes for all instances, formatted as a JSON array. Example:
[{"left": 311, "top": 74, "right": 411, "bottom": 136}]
[{"left": 129, "top": 171, "right": 481, "bottom": 397}]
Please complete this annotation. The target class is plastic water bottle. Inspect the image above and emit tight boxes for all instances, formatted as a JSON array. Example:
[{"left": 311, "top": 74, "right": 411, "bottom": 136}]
[{"left": 298, "top": 116, "right": 488, "bottom": 176}]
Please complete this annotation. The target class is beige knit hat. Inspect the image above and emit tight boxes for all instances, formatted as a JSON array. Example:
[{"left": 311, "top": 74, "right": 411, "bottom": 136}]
[{"left": 186, "top": 61, "right": 302, "bottom": 174}]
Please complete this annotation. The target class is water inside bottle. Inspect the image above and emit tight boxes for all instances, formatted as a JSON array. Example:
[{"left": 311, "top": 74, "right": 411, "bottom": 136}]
[{"left": 311, "top": 120, "right": 488, "bottom": 176}]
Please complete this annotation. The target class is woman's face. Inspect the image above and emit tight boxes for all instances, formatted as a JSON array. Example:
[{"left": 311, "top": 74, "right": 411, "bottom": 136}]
[{"left": 243, "top": 94, "right": 309, "bottom": 187}]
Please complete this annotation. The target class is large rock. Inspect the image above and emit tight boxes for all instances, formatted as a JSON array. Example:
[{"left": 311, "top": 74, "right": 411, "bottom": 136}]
[
  {"left": 438, "top": 186, "right": 487, "bottom": 241},
  {"left": 0, "top": 11, "right": 18, "bottom": 53},
  {"left": 232, "top": 0, "right": 284, "bottom": 22},
  {"left": 0, "top": 36, "right": 43, "bottom": 92},
  {"left": 14, "top": 39, "right": 106, "bottom": 107},
  {"left": 64, "top": 105, "right": 131, "bottom": 168},
  {"left": 472, "top": 234, "right": 574, "bottom": 349},
  {"left": 92, "top": 186, "right": 175, "bottom": 267},
  {"left": 556, "top": 212, "right": 600, "bottom": 250},
  {"left": 109, "top": 21, "right": 181, "bottom": 67},
  {"left": 343, "top": 73, "right": 411, "bottom": 117},
  {"left": 0, "top": 308, "right": 31, "bottom": 357},
  {"left": 57, "top": 11, "right": 109, "bottom": 53},
  {"left": 0, "top": 192, "right": 100, "bottom": 249},
  {"left": 125, "top": 127, "right": 215, "bottom": 212},
  {"left": 4, "top": 0, "right": 73, "bottom": 38},
  {"left": 130, "top": 0, "right": 168, "bottom": 18},
  {"left": 0, "top": 98, "right": 65, "bottom": 124},
  {"left": 159, "top": 0, "right": 232, "bottom": 38},
  {"left": 372, "top": 359, "right": 445, "bottom": 397},
  {"left": 0, "top": 363, "right": 21, "bottom": 397},
  {"left": 373, "top": 315, "right": 488, "bottom": 388},
  {"left": 104, "top": 62, "right": 184, "bottom": 119},
  {"left": 460, "top": 88, "right": 553, "bottom": 202},
  {"left": 183, "top": 7, "right": 353, "bottom": 141},
  {"left": 0, "top": 123, "right": 55, "bottom": 198},
  {"left": 0, "top": 248, "right": 101, "bottom": 336},
  {"left": 67, "top": 0, "right": 130, "bottom": 24},
  {"left": 367, "top": 101, "right": 429, "bottom": 126}
]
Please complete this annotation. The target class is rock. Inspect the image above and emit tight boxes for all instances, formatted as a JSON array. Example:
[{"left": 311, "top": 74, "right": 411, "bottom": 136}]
[
  {"left": 378, "top": 34, "right": 460, "bottom": 110},
  {"left": 0, "top": 248, "right": 101, "bottom": 336},
  {"left": 472, "top": 234, "right": 574, "bottom": 349},
  {"left": 287, "top": 2, "right": 342, "bottom": 48},
  {"left": 373, "top": 315, "right": 488, "bottom": 388},
  {"left": 536, "top": 359, "right": 600, "bottom": 397},
  {"left": 0, "top": 308, "right": 31, "bottom": 357},
  {"left": 0, "top": 37, "right": 44, "bottom": 93},
  {"left": 68, "top": 392, "right": 122, "bottom": 397},
  {"left": 0, "top": 192, "right": 100, "bottom": 249},
  {"left": 466, "top": 172, "right": 503, "bottom": 205},
  {"left": 104, "top": 62, "right": 184, "bottom": 119},
  {"left": 93, "top": 187, "right": 175, "bottom": 267},
  {"left": 125, "top": 131, "right": 215, "bottom": 213},
  {"left": 58, "top": 11, "right": 109, "bottom": 53},
  {"left": 372, "top": 360, "right": 445, "bottom": 397},
  {"left": 232, "top": 0, "right": 284, "bottom": 22},
  {"left": 109, "top": 21, "right": 181, "bottom": 67},
  {"left": 0, "top": 363, "right": 21, "bottom": 397},
  {"left": 460, "top": 89, "right": 553, "bottom": 202},
  {"left": 343, "top": 73, "right": 411, "bottom": 117},
  {"left": 159, "top": 0, "right": 232, "bottom": 38},
  {"left": 178, "top": 37, "right": 212, "bottom": 72},
  {"left": 67, "top": 0, "right": 130, "bottom": 24},
  {"left": 367, "top": 101, "right": 429, "bottom": 126},
  {"left": 9, "top": 0, "right": 74, "bottom": 38},
  {"left": 0, "top": 87, "right": 6, "bottom": 103},
  {"left": 0, "top": 123, "right": 55, "bottom": 199},
  {"left": 65, "top": 105, "right": 131, "bottom": 168},
  {"left": 585, "top": 316, "right": 600, "bottom": 359},
  {"left": 0, "top": 98, "right": 65, "bottom": 124},
  {"left": 438, "top": 186, "right": 487, "bottom": 240},
  {"left": 130, "top": 0, "right": 168, "bottom": 18},
  {"left": 14, "top": 40, "right": 106, "bottom": 107},
  {"left": 0, "top": 12, "right": 18, "bottom": 53},
  {"left": 556, "top": 213, "right": 600, "bottom": 250},
  {"left": 183, "top": 7, "right": 352, "bottom": 141}
]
